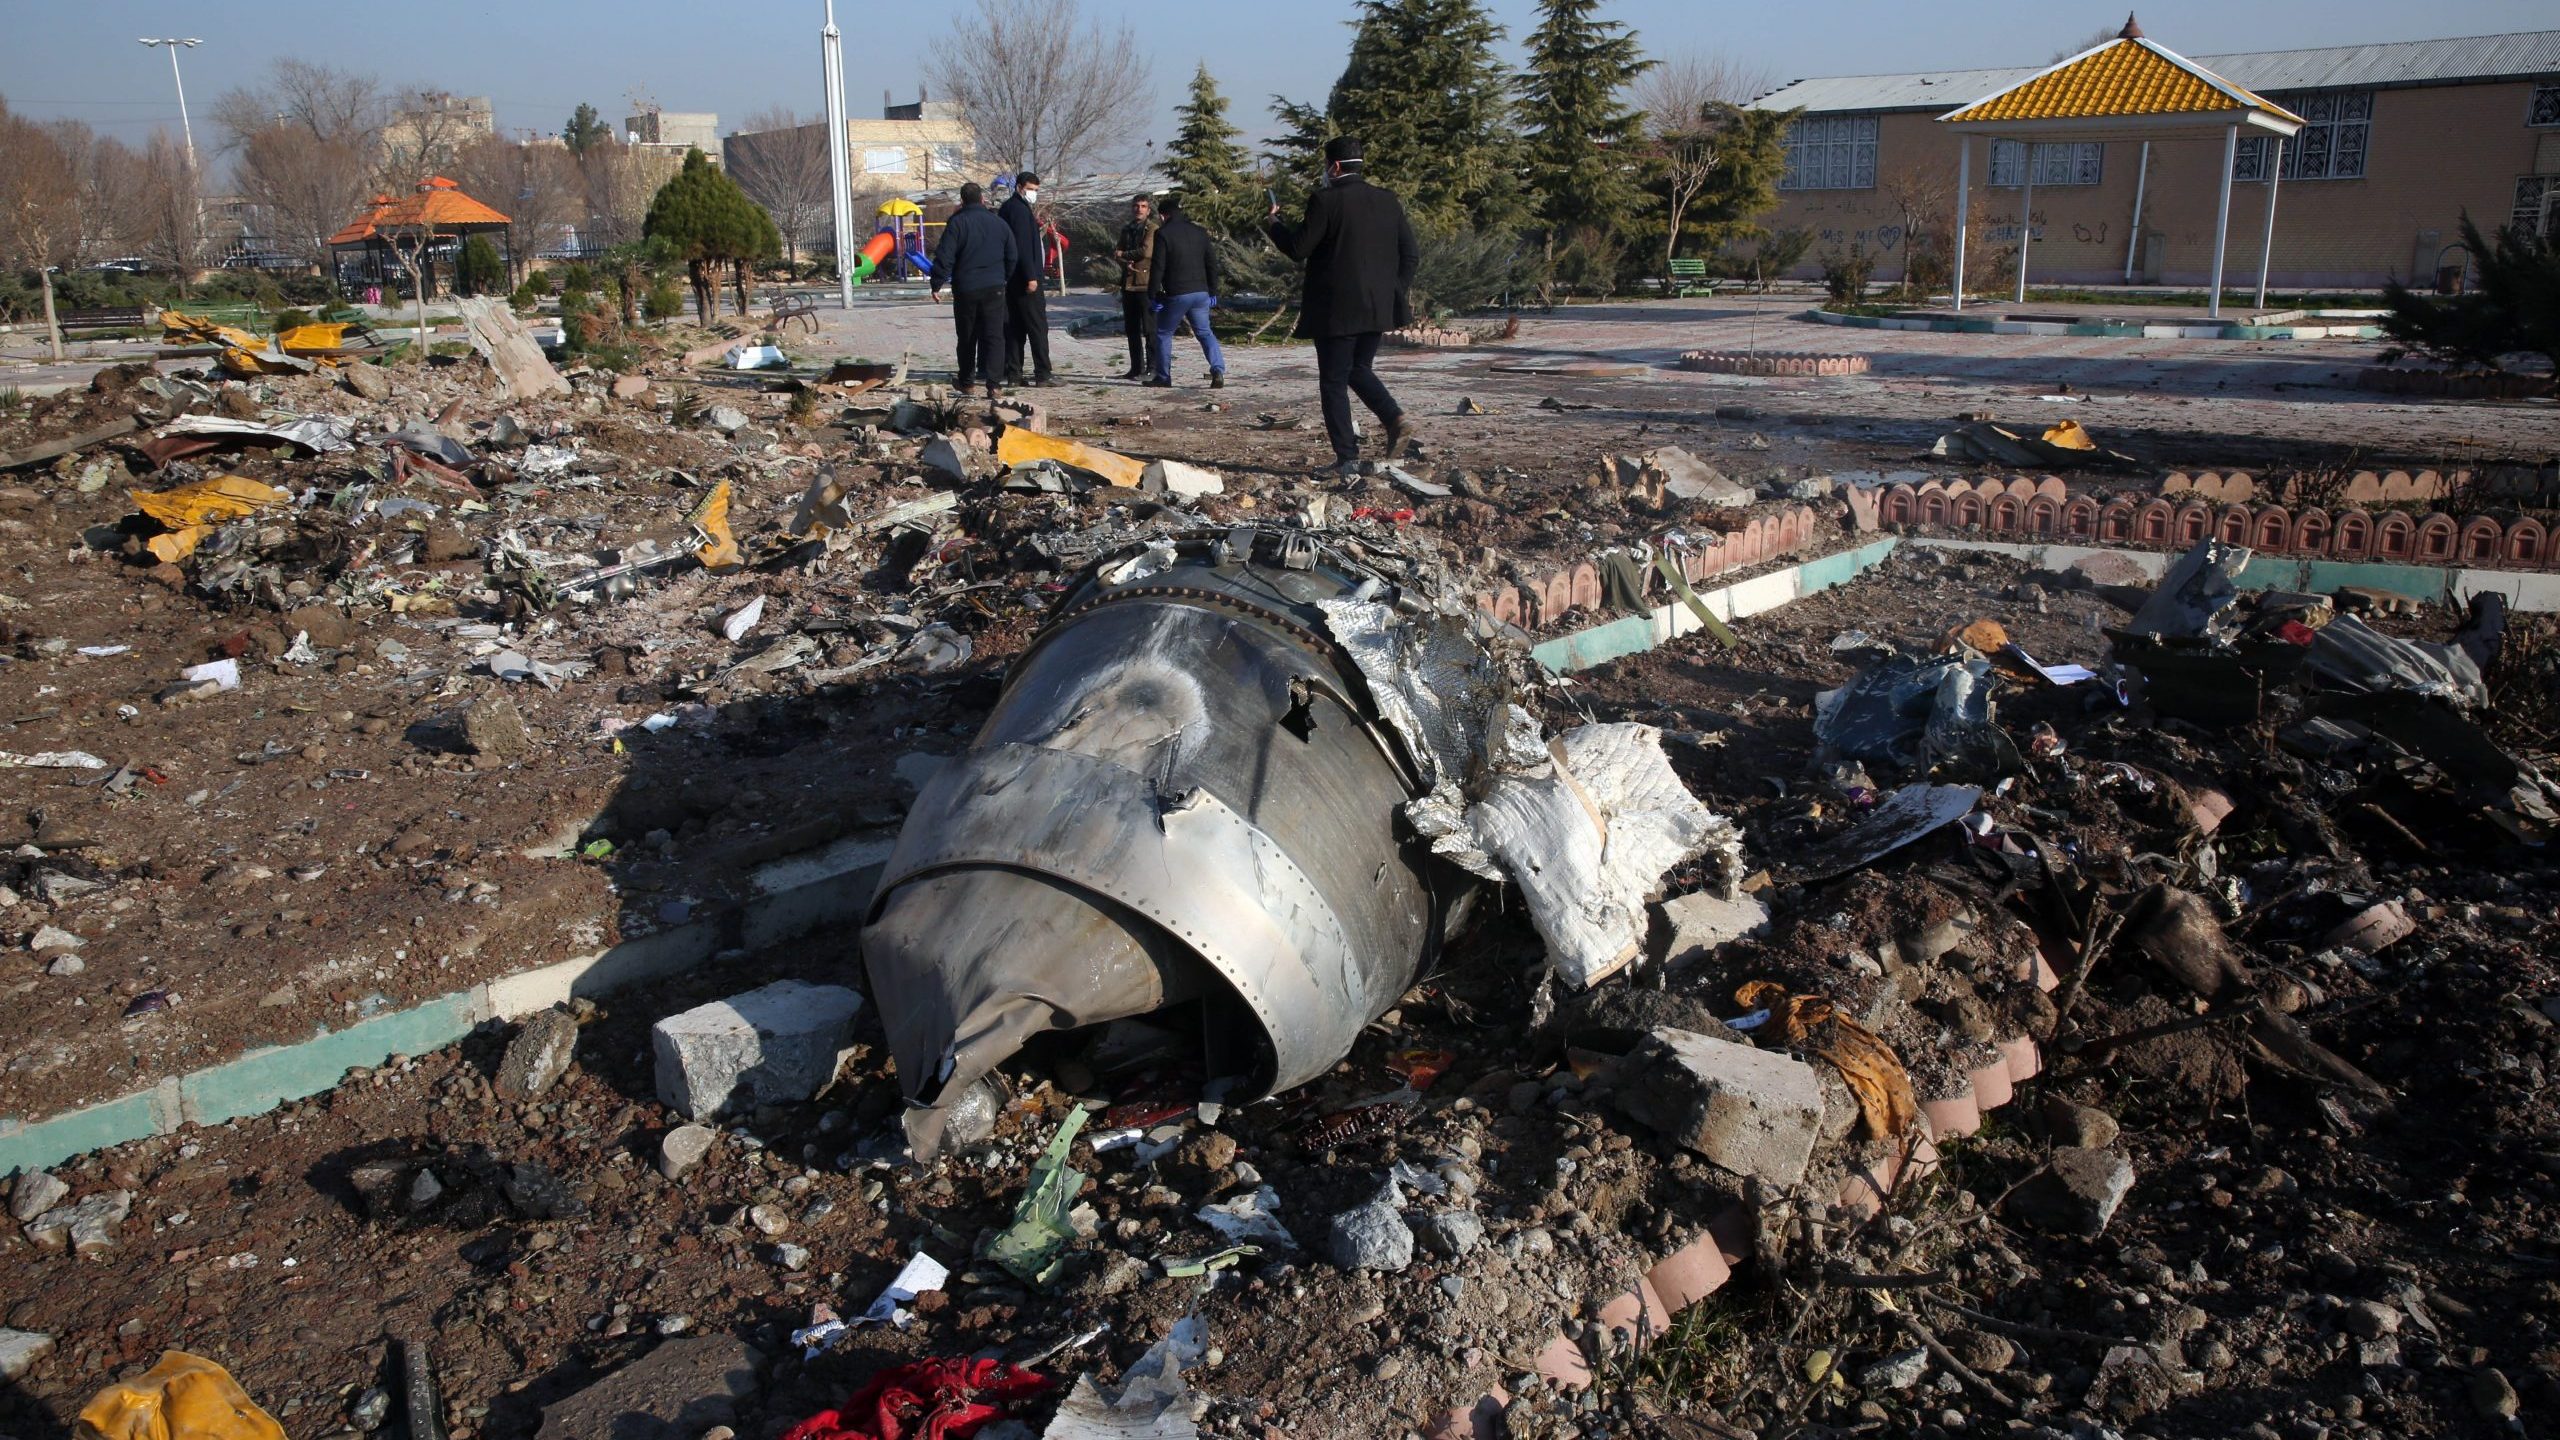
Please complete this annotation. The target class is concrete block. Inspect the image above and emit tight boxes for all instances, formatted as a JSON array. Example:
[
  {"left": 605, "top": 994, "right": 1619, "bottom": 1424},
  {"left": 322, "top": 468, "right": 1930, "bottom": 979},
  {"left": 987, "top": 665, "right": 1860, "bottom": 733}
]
[
  {"left": 0, "top": 1328, "right": 53, "bottom": 1381},
  {"left": 651, "top": 980, "right": 863, "bottom": 1121},
  {"left": 495, "top": 1007, "right": 578, "bottom": 1099},
  {"left": 1615, "top": 1027, "right": 1825, "bottom": 1189},
  {"left": 1659, "top": 891, "right": 1770, "bottom": 967}
]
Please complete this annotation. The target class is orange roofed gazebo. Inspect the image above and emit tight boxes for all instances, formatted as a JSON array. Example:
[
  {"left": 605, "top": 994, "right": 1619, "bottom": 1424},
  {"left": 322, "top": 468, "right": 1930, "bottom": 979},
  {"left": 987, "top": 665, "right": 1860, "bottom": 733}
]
[
  {"left": 327, "top": 176, "right": 513, "bottom": 297},
  {"left": 1938, "top": 15, "right": 2303, "bottom": 315}
]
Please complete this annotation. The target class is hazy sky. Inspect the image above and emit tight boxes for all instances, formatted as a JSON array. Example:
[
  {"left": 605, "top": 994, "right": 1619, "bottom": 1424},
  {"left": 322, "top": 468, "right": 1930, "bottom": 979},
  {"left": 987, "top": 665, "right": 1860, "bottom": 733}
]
[{"left": 5, "top": 0, "right": 2543, "bottom": 164}]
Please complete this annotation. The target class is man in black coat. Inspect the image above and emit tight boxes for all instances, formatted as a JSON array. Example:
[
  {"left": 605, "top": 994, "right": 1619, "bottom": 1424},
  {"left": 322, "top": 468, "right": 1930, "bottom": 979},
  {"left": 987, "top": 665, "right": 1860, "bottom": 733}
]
[
  {"left": 1113, "top": 194, "right": 1159, "bottom": 381},
  {"left": 996, "top": 171, "right": 1055, "bottom": 387},
  {"left": 1266, "top": 136, "right": 1418, "bottom": 474},
  {"left": 1145, "top": 194, "right": 1226, "bottom": 389},
  {"left": 931, "top": 182, "right": 1018, "bottom": 404}
]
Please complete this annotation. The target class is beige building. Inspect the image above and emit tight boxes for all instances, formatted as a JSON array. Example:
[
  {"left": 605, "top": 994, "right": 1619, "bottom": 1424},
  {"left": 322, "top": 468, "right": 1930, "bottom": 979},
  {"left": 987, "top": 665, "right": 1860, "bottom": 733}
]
[
  {"left": 726, "top": 95, "right": 981, "bottom": 197},
  {"left": 1747, "top": 29, "right": 2560, "bottom": 289},
  {"left": 626, "top": 109, "right": 721, "bottom": 158},
  {"left": 378, "top": 92, "right": 496, "bottom": 179}
]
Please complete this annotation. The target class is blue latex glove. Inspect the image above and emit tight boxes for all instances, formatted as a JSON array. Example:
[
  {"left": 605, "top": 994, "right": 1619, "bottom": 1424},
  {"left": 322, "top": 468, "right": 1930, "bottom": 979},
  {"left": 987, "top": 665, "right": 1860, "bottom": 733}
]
[
  {"left": 1151, "top": 301, "right": 1165, "bottom": 313},
  {"left": 1208, "top": 295, "right": 1220, "bottom": 308}
]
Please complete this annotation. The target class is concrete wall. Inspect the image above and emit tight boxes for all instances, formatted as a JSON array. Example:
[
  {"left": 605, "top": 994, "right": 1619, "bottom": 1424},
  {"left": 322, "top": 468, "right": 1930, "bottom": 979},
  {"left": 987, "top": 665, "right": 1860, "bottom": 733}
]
[
  {"left": 725, "top": 115, "right": 984, "bottom": 196},
  {"left": 1766, "top": 79, "right": 2551, "bottom": 289}
]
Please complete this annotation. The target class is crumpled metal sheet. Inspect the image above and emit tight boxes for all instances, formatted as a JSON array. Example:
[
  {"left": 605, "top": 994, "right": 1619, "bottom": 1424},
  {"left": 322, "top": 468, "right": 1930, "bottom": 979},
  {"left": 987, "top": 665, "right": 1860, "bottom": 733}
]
[
  {"left": 2307, "top": 613, "right": 2489, "bottom": 710},
  {"left": 1458, "top": 722, "right": 1736, "bottom": 989},
  {"left": 1313, "top": 597, "right": 1514, "bottom": 791},
  {"left": 2128, "top": 537, "right": 2248, "bottom": 641}
]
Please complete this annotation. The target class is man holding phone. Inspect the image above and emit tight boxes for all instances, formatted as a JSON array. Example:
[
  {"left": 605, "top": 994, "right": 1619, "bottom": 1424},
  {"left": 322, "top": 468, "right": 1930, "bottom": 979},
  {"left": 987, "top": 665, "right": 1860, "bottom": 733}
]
[{"left": 1265, "top": 136, "right": 1417, "bottom": 478}]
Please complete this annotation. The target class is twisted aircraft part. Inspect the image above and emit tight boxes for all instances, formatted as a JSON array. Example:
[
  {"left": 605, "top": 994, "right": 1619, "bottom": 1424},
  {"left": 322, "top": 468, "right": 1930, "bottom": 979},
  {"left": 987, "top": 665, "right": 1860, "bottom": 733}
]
[{"left": 863, "top": 529, "right": 1455, "bottom": 1156}]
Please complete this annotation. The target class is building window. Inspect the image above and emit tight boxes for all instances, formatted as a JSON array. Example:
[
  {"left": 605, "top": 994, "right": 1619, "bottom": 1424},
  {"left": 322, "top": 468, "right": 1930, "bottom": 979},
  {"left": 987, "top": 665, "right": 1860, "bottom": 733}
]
[
  {"left": 1780, "top": 115, "right": 1877, "bottom": 191},
  {"left": 2517, "top": 177, "right": 2557, "bottom": 241},
  {"left": 2235, "top": 89, "right": 2372, "bottom": 181},
  {"left": 1988, "top": 140, "right": 2103, "bottom": 187},
  {"left": 861, "top": 147, "right": 909, "bottom": 177},
  {"left": 2530, "top": 83, "right": 2560, "bottom": 128}
]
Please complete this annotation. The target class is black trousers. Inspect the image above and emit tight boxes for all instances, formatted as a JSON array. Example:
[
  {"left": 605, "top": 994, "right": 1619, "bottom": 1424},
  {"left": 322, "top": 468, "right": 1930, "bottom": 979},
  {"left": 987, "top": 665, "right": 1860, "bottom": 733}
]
[
  {"left": 951, "top": 286, "right": 1006, "bottom": 388},
  {"left": 1005, "top": 279, "right": 1052, "bottom": 381},
  {"left": 1118, "top": 291, "right": 1160, "bottom": 373},
  {"left": 1314, "top": 331, "right": 1399, "bottom": 464}
]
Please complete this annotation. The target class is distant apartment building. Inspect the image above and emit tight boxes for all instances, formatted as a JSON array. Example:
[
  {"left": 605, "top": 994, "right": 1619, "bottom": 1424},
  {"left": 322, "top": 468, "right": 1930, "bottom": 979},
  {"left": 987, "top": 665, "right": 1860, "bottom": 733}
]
[
  {"left": 379, "top": 92, "right": 496, "bottom": 179},
  {"left": 626, "top": 109, "right": 721, "bottom": 159},
  {"left": 724, "top": 93, "right": 981, "bottom": 197},
  {"left": 1744, "top": 28, "right": 2560, "bottom": 289}
]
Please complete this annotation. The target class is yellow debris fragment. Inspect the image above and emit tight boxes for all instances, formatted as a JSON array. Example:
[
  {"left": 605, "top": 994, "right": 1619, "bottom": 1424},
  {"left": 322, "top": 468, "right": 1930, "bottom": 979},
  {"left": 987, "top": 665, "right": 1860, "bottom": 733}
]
[
  {"left": 129, "top": 476, "right": 290, "bottom": 530},
  {"left": 686, "top": 479, "right": 742, "bottom": 571},
  {"left": 2040, "top": 419, "right": 2098, "bottom": 451},
  {"left": 276, "top": 322, "right": 352, "bottom": 352},
  {"left": 994, "top": 426, "right": 1146, "bottom": 489},
  {"left": 76, "top": 1350, "right": 287, "bottom": 1440},
  {"left": 1735, "top": 979, "right": 1919, "bottom": 1140}
]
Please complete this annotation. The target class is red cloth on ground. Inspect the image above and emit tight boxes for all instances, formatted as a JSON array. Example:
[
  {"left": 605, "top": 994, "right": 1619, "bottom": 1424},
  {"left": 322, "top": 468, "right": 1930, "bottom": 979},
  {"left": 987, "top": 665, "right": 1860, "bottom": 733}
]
[{"left": 780, "top": 1357, "right": 1053, "bottom": 1440}]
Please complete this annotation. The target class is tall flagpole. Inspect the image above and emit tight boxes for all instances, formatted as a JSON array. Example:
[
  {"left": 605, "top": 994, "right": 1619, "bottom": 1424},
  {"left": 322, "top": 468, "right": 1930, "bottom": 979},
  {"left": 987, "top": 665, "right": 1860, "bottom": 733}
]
[{"left": 821, "top": 0, "right": 856, "bottom": 308}]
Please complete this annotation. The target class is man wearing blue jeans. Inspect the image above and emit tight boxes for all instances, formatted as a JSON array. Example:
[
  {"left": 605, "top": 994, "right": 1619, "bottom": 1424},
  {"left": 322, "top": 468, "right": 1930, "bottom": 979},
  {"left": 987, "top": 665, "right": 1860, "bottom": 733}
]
[{"left": 1144, "top": 194, "right": 1225, "bottom": 389}]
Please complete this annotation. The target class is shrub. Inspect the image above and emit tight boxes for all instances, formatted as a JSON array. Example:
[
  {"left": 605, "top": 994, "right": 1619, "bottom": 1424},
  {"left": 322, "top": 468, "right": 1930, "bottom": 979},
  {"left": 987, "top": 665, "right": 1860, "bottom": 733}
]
[
  {"left": 2382, "top": 214, "right": 2560, "bottom": 380},
  {"left": 643, "top": 283, "right": 685, "bottom": 321},
  {"left": 525, "top": 268, "right": 556, "bottom": 296},
  {"left": 458, "top": 236, "right": 507, "bottom": 296},
  {"left": 272, "top": 308, "right": 316, "bottom": 332},
  {"left": 509, "top": 283, "right": 541, "bottom": 314},
  {"left": 559, "top": 263, "right": 598, "bottom": 294},
  {"left": 1552, "top": 227, "right": 1626, "bottom": 302},
  {"left": 1411, "top": 226, "right": 1548, "bottom": 319},
  {"left": 1821, "top": 245, "right": 1876, "bottom": 306}
]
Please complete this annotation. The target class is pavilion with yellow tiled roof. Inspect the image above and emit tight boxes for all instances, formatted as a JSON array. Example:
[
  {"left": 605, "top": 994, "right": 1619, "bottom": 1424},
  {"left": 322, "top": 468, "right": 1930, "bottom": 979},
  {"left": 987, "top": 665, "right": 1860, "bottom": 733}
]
[{"left": 1938, "top": 16, "right": 2303, "bottom": 316}]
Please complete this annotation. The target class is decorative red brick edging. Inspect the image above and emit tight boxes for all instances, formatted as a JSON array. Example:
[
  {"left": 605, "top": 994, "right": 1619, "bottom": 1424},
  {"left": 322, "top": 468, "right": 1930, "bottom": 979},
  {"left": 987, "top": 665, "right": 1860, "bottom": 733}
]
[
  {"left": 1423, "top": 945, "right": 2063, "bottom": 1436},
  {"left": 1387, "top": 325, "right": 1479, "bottom": 348},
  {"left": 1847, "top": 475, "right": 2557, "bottom": 571},
  {"left": 1680, "top": 351, "right": 1870, "bottom": 377},
  {"left": 1473, "top": 505, "right": 1823, "bottom": 632}
]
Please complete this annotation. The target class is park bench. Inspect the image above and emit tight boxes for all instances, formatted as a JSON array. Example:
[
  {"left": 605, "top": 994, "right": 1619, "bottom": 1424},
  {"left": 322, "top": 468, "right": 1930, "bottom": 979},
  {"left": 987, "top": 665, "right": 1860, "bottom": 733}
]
[
  {"left": 1667, "top": 258, "right": 1715, "bottom": 298},
  {"left": 767, "top": 295, "right": 821, "bottom": 334},
  {"left": 57, "top": 307, "right": 148, "bottom": 332}
]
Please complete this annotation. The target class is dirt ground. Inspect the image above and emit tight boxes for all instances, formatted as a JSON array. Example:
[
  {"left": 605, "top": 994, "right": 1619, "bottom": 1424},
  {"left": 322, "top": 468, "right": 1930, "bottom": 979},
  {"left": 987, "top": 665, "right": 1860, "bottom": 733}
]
[{"left": 1, "top": 302, "right": 2556, "bottom": 1440}]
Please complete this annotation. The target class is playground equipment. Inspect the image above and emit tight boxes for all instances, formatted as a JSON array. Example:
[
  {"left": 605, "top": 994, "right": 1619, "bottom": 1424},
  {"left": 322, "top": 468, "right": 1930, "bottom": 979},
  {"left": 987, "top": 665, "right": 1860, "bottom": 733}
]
[{"left": 852, "top": 199, "right": 935, "bottom": 283}]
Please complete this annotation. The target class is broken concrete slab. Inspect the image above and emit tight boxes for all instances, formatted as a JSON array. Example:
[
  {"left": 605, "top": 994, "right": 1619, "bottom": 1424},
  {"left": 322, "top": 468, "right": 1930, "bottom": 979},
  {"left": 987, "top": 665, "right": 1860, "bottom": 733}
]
[
  {"left": 651, "top": 980, "right": 863, "bottom": 1121},
  {"left": 340, "top": 363, "right": 393, "bottom": 402},
  {"left": 533, "top": 1336, "right": 763, "bottom": 1440},
  {"left": 1328, "top": 1201, "right": 1415, "bottom": 1272},
  {"left": 462, "top": 694, "right": 532, "bottom": 759},
  {"left": 456, "top": 296, "right": 571, "bottom": 401},
  {"left": 0, "top": 1328, "right": 53, "bottom": 1382},
  {"left": 1141, "top": 457, "right": 1225, "bottom": 498},
  {"left": 1615, "top": 1027, "right": 1825, "bottom": 1189},
  {"left": 495, "top": 1008, "right": 578, "bottom": 1099},
  {"left": 2012, "top": 1146, "right": 2135, "bottom": 1237},
  {"left": 9, "top": 1169, "right": 68, "bottom": 1224},
  {"left": 24, "top": 1188, "right": 131, "bottom": 1257},
  {"left": 1644, "top": 446, "right": 1750, "bottom": 507},
  {"left": 1658, "top": 890, "right": 1770, "bottom": 967}
]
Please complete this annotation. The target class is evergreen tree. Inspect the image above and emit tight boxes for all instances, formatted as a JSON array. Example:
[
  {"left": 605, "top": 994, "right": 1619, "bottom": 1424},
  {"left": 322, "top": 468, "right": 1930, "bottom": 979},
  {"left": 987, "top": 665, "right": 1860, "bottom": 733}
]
[
  {"left": 643, "top": 149, "right": 781, "bottom": 324},
  {"left": 457, "top": 234, "right": 507, "bottom": 295},
  {"left": 1162, "top": 65, "right": 1258, "bottom": 234},
  {"left": 1262, "top": 98, "right": 1336, "bottom": 217},
  {"left": 1517, "top": 0, "right": 1652, "bottom": 234},
  {"left": 563, "top": 103, "right": 612, "bottom": 157},
  {"left": 1323, "top": 0, "right": 1523, "bottom": 231}
]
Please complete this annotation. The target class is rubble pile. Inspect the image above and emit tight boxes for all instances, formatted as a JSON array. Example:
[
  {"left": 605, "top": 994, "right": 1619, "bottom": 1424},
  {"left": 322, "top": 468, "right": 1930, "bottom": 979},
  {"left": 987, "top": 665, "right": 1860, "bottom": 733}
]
[{"left": 0, "top": 335, "right": 2555, "bottom": 1440}]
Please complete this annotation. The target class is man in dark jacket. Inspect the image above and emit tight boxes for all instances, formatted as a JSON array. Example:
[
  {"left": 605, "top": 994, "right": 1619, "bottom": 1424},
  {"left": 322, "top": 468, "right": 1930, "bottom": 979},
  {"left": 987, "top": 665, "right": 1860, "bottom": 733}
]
[
  {"left": 1145, "top": 194, "right": 1225, "bottom": 389},
  {"left": 996, "top": 171, "right": 1054, "bottom": 386},
  {"left": 1266, "top": 136, "right": 1418, "bottom": 474},
  {"left": 931, "top": 182, "right": 1017, "bottom": 403},
  {"left": 1113, "top": 194, "right": 1159, "bottom": 381}
]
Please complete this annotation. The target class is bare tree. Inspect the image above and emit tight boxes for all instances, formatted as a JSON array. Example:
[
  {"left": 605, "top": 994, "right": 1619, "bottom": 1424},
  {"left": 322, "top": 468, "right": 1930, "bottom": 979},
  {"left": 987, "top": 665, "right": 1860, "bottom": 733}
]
[
  {"left": 1634, "top": 51, "right": 1776, "bottom": 137},
  {"left": 1655, "top": 124, "right": 1722, "bottom": 278},
  {"left": 375, "top": 90, "right": 487, "bottom": 188},
  {"left": 125, "top": 131, "right": 205, "bottom": 287},
  {"left": 575, "top": 142, "right": 659, "bottom": 254},
  {"left": 727, "top": 109, "right": 832, "bottom": 264},
  {"left": 926, "top": 0, "right": 1152, "bottom": 188},
  {"left": 448, "top": 134, "right": 578, "bottom": 284},
  {"left": 2050, "top": 27, "right": 2122, "bottom": 62},
  {"left": 213, "top": 58, "right": 385, "bottom": 155},
  {"left": 0, "top": 102, "right": 80, "bottom": 354},
  {"left": 233, "top": 125, "right": 375, "bottom": 276}
]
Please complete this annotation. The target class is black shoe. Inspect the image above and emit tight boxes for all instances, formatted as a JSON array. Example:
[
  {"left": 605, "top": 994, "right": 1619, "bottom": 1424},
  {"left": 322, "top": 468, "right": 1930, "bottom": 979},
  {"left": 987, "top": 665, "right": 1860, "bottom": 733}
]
[
  {"left": 1141, "top": 377, "right": 1172, "bottom": 388},
  {"left": 1210, "top": 372, "right": 1226, "bottom": 389},
  {"left": 1004, "top": 372, "right": 1026, "bottom": 387},
  {"left": 1118, "top": 366, "right": 1145, "bottom": 380},
  {"left": 1381, "top": 415, "right": 1410, "bottom": 459},
  {"left": 1032, "top": 375, "right": 1059, "bottom": 388}
]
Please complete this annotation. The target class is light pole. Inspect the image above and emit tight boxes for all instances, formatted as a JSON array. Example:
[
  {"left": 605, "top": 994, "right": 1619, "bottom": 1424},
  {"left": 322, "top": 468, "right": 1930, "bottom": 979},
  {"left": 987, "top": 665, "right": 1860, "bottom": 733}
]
[
  {"left": 820, "top": 0, "right": 856, "bottom": 308},
  {"left": 138, "top": 38, "right": 203, "bottom": 174}
]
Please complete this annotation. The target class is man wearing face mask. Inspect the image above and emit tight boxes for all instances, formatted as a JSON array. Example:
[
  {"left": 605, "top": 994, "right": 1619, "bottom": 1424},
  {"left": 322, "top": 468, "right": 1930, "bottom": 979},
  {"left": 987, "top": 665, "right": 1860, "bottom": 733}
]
[
  {"left": 996, "top": 171, "right": 1055, "bottom": 387},
  {"left": 1266, "top": 136, "right": 1417, "bottom": 478}
]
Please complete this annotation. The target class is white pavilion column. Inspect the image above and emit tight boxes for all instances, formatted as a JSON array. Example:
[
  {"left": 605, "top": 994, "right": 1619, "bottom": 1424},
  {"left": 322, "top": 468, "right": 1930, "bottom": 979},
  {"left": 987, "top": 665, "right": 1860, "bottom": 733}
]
[
  {"left": 2209, "top": 123, "right": 2238, "bottom": 318},
  {"left": 2254, "top": 136, "right": 2286, "bottom": 309},
  {"left": 1953, "top": 137, "right": 1970, "bottom": 311},
  {"left": 2016, "top": 165, "right": 2035, "bottom": 302}
]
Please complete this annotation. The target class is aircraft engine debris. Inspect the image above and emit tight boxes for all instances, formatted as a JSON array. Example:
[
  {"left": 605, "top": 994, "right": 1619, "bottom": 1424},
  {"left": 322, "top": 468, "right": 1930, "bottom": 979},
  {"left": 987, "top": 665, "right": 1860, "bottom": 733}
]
[{"left": 863, "top": 526, "right": 1731, "bottom": 1156}]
